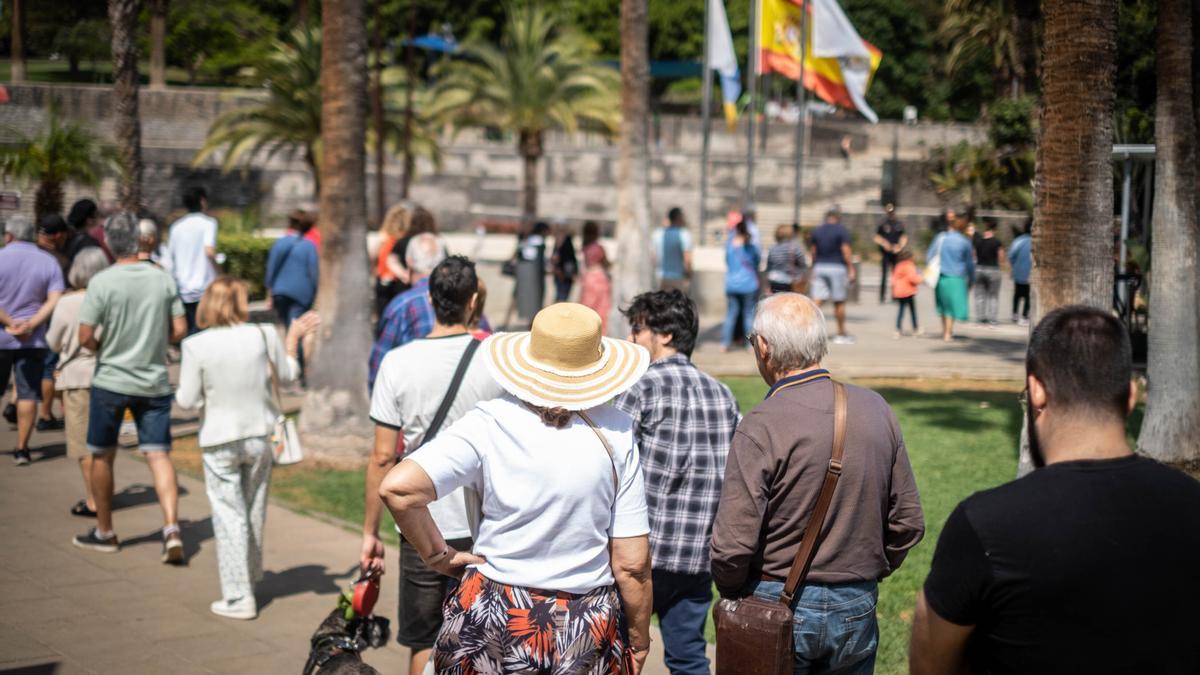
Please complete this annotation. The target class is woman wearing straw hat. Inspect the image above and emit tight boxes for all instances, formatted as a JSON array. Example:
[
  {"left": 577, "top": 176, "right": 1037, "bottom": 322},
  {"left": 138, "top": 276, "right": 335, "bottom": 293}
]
[{"left": 379, "top": 302, "right": 654, "bottom": 674}]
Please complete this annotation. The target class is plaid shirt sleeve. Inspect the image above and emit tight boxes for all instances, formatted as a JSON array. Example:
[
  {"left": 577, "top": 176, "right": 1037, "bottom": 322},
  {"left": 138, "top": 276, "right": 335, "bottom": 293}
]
[{"left": 368, "top": 287, "right": 435, "bottom": 392}]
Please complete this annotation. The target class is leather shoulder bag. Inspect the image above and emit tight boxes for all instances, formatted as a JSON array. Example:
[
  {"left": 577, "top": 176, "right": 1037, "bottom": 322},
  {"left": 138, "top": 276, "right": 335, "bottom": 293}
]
[{"left": 713, "top": 380, "right": 848, "bottom": 675}]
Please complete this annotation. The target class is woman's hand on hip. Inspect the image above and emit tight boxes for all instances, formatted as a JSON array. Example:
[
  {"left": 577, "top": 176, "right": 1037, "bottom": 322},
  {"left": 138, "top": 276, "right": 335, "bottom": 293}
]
[
  {"left": 629, "top": 645, "right": 649, "bottom": 674},
  {"left": 432, "top": 546, "right": 487, "bottom": 579}
]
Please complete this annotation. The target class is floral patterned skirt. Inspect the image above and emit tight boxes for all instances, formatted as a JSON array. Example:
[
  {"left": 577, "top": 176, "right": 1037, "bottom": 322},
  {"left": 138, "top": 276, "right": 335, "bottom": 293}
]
[{"left": 433, "top": 569, "right": 633, "bottom": 675}]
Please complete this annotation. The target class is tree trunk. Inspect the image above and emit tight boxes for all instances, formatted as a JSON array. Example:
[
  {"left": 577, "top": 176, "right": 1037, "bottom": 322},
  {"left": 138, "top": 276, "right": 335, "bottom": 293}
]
[
  {"left": 1138, "top": 0, "right": 1200, "bottom": 463},
  {"left": 296, "top": 0, "right": 310, "bottom": 27},
  {"left": 370, "top": 0, "right": 386, "bottom": 226},
  {"left": 11, "top": 0, "right": 24, "bottom": 83},
  {"left": 610, "top": 0, "right": 654, "bottom": 336},
  {"left": 149, "top": 0, "right": 168, "bottom": 90},
  {"left": 305, "top": 144, "right": 320, "bottom": 197},
  {"left": 1018, "top": 0, "right": 1117, "bottom": 476},
  {"left": 34, "top": 179, "right": 63, "bottom": 223},
  {"left": 1012, "top": 0, "right": 1040, "bottom": 96},
  {"left": 399, "top": 0, "right": 417, "bottom": 199},
  {"left": 300, "top": 0, "right": 373, "bottom": 466},
  {"left": 518, "top": 130, "right": 542, "bottom": 223},
  {"left": 108, "top": 0, "right": 143, "bottom": 213}
]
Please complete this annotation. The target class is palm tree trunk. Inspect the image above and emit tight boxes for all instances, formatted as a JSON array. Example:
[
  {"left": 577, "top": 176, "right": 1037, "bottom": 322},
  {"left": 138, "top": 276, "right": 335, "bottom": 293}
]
[
  {"left": 108, "top": 0, "right": 143, "bottom": 213},
  {"left": 518, "top": 130, "right": 542, "bottom": 223},
  {"left": 299, "top": 0, "right": 374, "bottom": 465},
  {"left": 11, "top": 0, "right": 24, "bottom": 83},
  {"left": 1017, "top": 0, "right": 1117, "bottom": 476},
  {"left": 610, "top": 0, "right": 654, "bottom": 336},
  {"left": 399, "top": 0, "right": 417, "bottom": 199},
  {"left": 149, "top": 0, "right": 168, "bottom": 90},
  {"left": 34, "top": 179, "right": 64, "bottom": 223},
  {"left": 370, "top": 0, "right": 385, "bottom": 225},
  {"left": 1138, "top": 0, "right": 1200, "bottom": 463},
  {"left": 305, "top": 145, "right": 320, "bottom": 197}
]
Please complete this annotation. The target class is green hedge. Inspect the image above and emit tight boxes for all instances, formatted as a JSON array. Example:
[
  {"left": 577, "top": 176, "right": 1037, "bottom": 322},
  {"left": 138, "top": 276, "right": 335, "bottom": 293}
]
[{"left": 218, "top": 234, "right": 274, "bottom": 300}]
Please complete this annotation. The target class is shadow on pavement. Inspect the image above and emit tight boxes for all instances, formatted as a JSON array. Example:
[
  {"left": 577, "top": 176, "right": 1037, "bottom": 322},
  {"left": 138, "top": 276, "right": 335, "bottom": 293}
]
[
  {"left": 0, "top": 663, "right": 60, "bottom": 674},
  {"left": 257, "top": 563, "right": 359, "bottom": 610},
  {"left": 120, "top": 516, "right": 213, "bottom": 564},
  {"left": 112, "top": 482, "right": 190, "bottom": 511}
]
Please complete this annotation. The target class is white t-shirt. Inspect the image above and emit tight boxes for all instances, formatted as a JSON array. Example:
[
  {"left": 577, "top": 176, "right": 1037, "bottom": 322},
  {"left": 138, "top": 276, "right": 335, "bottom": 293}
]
[
  {"left": 369, "top": 334, "right": 504, "bottom": 540},
  {"left": 409, "top": 394, "right": 651, "bottom": 594},
  {"left": 167, "top": 212, "right": 218, "bottom": 302}
]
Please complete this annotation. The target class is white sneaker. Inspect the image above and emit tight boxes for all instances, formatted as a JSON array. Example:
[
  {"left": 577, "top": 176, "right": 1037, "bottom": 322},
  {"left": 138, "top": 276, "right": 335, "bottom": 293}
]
[
  {"left": 210, "top": 597, "right": 257, "bottom": 620},
  {"left": 831, "top": 334, "right": 856, "bottom": 345}
]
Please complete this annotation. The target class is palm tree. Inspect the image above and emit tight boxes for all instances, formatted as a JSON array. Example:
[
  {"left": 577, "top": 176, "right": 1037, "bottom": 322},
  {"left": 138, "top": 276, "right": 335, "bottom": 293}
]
[
  {"left": 0, "top": 106, "right": 115, "bottom": 221},
  {"left": 939, "top": 0, "right": 1026, "bottom": 98},
  {"left": 193, "top": 27, "right": 439, "bottom": 200},
  {"left": 108, "top": 0, "right": 143, "bottom": 212},
  {"left": 298, "top": 0, "right": 374, "bottom": 465},
  {"left": 193, "top": 27, "right": 324, "bottom": 194},
  {"left": 610, "top": 0, "right": 653, "bottom": 336},
  {"left": 1138, "top": 0, "right": 1199, "bottom": 463},
  {"left": 427, "top": 3, "right": 620, "bottom": 222},
  {"left": 1016, "top": 0, "right": 1118, "bottom": 476}
]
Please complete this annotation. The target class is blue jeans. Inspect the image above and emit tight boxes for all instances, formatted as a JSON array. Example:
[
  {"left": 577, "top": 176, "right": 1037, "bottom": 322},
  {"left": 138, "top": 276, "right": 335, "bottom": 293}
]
[
  {"left": 722, "top": 292, "right": 758, "bottom": 347},
  {"left": 751, "top": 579, "right": 879, "bottom": 675},
  {"left": 86, "top": 386, "right": 173, "bottom": 453},
  {"left": 653, "top": 570, "right": 712, "bottom": 675}
]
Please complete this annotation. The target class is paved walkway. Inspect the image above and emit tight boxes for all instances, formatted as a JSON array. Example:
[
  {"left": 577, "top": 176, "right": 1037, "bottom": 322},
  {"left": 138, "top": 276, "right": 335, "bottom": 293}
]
[
  {"left": 0, "top": 423, "right": 680, "bottom": 674},
  {"left": 692, "top": 274, "right": 1029, "bottom": 380}
]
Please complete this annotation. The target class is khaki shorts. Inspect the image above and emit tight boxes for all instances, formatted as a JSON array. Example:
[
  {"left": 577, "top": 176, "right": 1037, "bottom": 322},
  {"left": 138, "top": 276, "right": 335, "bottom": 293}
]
[{"left": 62, "top": 388, "right": 91, "bottom": 459}]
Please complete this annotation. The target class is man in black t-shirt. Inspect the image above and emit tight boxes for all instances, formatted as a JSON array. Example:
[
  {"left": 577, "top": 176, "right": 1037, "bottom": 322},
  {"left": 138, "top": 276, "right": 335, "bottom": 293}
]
[
  {"left": 872, "top": 203, "right": 907, "bottom": 303},
  {"left": 971, "top": 221, "right": 1005, "bottom": 325},
  {"left": 910, "top": 306, "right": 1200, "bottom": 675}
]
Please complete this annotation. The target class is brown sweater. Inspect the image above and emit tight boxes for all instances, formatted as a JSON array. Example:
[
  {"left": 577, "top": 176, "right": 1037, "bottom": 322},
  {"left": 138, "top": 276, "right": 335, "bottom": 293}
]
[{"left": 710, "top": 376, "right": 924, "bottom": 597}]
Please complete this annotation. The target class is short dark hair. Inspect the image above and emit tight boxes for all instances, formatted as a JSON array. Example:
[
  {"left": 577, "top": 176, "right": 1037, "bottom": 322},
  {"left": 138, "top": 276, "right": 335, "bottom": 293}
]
[
  {"left": 667, "top": 207, "right": 683, "bottom": 224},
  {"left": 38, "top": 214, "right": 68, "bottom": 234},
  {"left": 66, "top": 199, "right": 98, "bottom": 229},
  {"left": 621, "top": 290, "right": 699, "bottom": 357},
  {"left": 428, "top": 255, "right": 479, "bottom": 326},
  {"left": 183, "top": 186, "right": 207, "bottom": 213},
  {"left": 1027, "top": 305, "right": 1131, "bottom": 419}
]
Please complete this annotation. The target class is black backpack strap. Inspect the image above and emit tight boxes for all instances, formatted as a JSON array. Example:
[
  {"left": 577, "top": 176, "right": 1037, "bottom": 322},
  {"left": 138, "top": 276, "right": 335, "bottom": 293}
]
[{"left": 413, "top": 338, "right": 482, "bottom": 453}]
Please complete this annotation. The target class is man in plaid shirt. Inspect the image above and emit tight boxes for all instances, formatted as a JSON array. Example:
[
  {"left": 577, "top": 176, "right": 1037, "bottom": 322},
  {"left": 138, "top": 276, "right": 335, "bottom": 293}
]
[
  {"left": 614, "top": 289, "right": 741, "bottom": 675},
  {"left": 368, "top": 233, "right": 444, "bottom": 391}
]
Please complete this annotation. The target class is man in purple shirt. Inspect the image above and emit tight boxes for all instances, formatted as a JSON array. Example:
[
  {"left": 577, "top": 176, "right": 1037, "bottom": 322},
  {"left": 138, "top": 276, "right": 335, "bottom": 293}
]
[{"left": 1, "top": 215, "right": 65, "bottom": 465}]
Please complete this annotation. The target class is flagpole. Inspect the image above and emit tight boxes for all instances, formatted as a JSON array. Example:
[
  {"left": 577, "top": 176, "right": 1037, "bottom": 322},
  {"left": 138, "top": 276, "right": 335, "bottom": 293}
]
[
  {"left": 744, "top": 0, "right": 759, "bottom": 207},
  {"left": 791, "top": 0, "right": 808, "bottom": 226},
  {"left": 700, "top": 0, "right": 713, "bottom": 246}
]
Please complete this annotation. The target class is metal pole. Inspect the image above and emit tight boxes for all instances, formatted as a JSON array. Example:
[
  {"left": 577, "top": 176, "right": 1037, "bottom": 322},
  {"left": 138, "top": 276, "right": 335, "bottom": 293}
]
[
  {"left": 791, "top": 4, "right": 807, "bottom": 226},
  {"left": 744, "top": 0, "right": 759, "bottom": 206},
  {"left": 1118, "top": 156, "right": 1132, "bottom": 306},
  {"left": 700, "top": 0, "right": 713, "bottom": 246}
]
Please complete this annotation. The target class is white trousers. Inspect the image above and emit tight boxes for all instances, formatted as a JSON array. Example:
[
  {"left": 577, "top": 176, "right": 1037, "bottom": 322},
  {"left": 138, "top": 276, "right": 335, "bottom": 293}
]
[{"left": 202, "top": 435, "right": 272, "bottom": 602}]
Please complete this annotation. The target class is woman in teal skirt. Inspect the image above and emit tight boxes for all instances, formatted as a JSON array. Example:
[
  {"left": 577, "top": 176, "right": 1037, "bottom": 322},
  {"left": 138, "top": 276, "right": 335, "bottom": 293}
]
[{"left": 932, "top": 215, "right": 975, "bottom": 341}]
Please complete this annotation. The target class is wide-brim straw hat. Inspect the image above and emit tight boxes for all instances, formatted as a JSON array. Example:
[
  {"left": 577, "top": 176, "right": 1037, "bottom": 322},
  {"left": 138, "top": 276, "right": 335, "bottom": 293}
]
[{"left": 483, "top": 303, "right": 649, "bottom": 411}]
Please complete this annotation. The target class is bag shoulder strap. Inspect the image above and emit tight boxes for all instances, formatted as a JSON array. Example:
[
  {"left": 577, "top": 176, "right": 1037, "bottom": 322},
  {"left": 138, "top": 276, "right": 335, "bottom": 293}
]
[
  {"left": 576, "top": 409, "right": 619, "bottom": 495},
  {"left": 414, "top": 337, "right": 481, "bottom": 452},
  {"left": 256, "top": 324, "right": 285, "bottom": 416},
  {"left": 779, "top": 380, "right": 848, "bottom": 607}
]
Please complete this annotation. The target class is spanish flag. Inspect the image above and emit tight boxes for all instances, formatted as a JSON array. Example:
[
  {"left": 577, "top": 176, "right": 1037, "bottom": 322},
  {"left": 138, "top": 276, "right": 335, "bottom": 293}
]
[{"left": 758, "top": 0, "right": 882, "bottom": 123}]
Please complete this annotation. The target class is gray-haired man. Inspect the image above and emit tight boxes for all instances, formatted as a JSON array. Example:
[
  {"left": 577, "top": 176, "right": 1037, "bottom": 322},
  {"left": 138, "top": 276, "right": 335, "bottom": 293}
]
[
  {"left": 73, "top": 213, "right": 189, "bottom": 563},
  {"left": 711, "top": 292, "right": 924, "bottom": 674}
]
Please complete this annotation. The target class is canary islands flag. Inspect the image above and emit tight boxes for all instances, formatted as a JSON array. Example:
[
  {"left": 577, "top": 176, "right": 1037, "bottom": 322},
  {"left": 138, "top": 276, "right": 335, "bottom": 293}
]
[
  {"left": 758, "top": 0, "right": 882, "bottom": 123},
  {"left": 708, "top": 0, "right": 741, "bottom": 131}
]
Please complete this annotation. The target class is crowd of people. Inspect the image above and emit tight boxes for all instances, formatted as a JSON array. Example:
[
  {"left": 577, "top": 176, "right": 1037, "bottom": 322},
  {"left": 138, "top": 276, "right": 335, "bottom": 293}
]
[{"left": 3, "top": 191, "right": 1198, "bottom": 675}]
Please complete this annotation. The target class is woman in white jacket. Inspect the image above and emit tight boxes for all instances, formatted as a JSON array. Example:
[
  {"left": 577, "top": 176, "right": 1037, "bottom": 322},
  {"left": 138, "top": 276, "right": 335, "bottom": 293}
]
[{"left": 175, "top": 276, "right": 319, "bottom": 620}]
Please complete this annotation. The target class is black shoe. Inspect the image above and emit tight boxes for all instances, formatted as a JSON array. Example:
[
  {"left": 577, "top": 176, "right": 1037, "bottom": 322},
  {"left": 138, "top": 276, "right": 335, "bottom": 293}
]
[
  {"left": 36, "top": 417, "right": 64, "bottom": 431},
  {"left": 70, "top": 499, "right": 97, "bottom": 518},
  {"left": 73, "top": 528, "right": 120, "bottom": 553},
  {"left": 2, "top": 403, "right": 15, "bottom": 425},
  {"left": 12, "top": 449, "right": 30, "bottom": 466}
]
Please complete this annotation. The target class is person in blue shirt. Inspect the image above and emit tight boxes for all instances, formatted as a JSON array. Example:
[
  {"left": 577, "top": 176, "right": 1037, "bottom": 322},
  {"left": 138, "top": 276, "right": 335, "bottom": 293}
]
[
  {"left": 931, "top": 213, "right": 976, "bottom": 341},
  {"left": 654, "top": 207, "right": 693, "bottom": 293},
  {"left": 1008, "top": 219, "right": 1032, "bottom": 325},
  {"left": 266, "top": 210, "right": 319, "bottom": 383},
  {"left": 722, "top": 219, "right": 761, "bottom": 351},
  {"left": 808, "top": 209, "right": 858, "bottom": 344}
]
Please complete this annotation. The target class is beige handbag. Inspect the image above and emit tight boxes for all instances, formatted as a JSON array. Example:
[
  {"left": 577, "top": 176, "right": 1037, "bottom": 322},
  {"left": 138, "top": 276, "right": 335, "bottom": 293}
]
[{"left": 257, "top": 325, "right": 304, "bottom": 465}]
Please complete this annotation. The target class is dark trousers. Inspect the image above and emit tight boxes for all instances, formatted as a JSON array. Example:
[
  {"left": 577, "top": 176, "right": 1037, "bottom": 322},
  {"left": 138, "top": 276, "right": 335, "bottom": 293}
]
[
  {"left": 652, "top": 570, "right": 712, "bottom": 675},
  {"left": 879, "top": 256, "right": 895, "bottom": 302},
  {"left": 273, "top": 295, "right": 310, "bottom": 384},
  {"left": 1012, "top": 282, "right": 1031, "bottom": 319},
  {"left": 553, "top": 277, "right": 573, "bottom": 303},
  {"left": 895, "top": 296, "right": 918, "bottom": 331},
  {"left": 183, "top": 302, "right": 200, "bottom": 336}
]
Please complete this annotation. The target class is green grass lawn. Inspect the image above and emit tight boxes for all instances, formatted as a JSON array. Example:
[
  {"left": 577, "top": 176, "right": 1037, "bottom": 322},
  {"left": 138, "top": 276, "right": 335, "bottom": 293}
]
[{"left": 169, "top": 377, "right": 1141, "bottom": 674}]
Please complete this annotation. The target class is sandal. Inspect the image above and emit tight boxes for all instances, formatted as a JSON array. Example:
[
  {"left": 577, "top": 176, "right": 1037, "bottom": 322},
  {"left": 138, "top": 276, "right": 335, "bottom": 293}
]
[{"left": 70, "top": 500, "right": 97, "bottom": 518}]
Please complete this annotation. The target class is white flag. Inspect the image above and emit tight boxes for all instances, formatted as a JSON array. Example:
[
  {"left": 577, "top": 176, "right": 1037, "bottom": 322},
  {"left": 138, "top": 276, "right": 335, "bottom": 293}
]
[{"left": 811, "top": 0, "right": 879, "bottom": 123}]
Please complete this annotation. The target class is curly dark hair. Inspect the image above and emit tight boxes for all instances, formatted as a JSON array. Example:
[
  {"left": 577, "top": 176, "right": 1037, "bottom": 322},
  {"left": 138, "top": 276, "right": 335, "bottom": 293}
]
[
  {"left": 620, "top": 289, "right": 699, "bottom": 357},
  {"left": 428, "top": 255, "right": 479, "bottom": 326},
  {"left": 531, "top": 405, "right": 573, "bottom": 429}
]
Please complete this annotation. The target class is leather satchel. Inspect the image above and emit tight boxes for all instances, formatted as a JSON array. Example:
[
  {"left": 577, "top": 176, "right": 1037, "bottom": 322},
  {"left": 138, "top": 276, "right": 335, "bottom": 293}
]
[{"left": 714, "top": 381, "right": 848, "bottom": 675}]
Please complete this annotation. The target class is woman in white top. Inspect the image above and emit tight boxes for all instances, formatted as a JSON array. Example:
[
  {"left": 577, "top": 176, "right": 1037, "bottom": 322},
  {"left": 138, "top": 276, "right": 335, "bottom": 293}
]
[
  {"left": 175, "top": 276, "right": 319, "bottom": 621},
  {"left": 46, "top": 248, "right": 111, "bottom": 517},
  {"left": 380, "top": 303, "right": 654, "bottom": 674}
]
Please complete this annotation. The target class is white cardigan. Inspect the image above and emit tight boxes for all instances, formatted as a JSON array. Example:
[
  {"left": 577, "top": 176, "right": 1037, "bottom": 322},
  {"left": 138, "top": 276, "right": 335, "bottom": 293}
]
[{"left": 175, "top": 323, "right": 299, "bottom": 448}]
